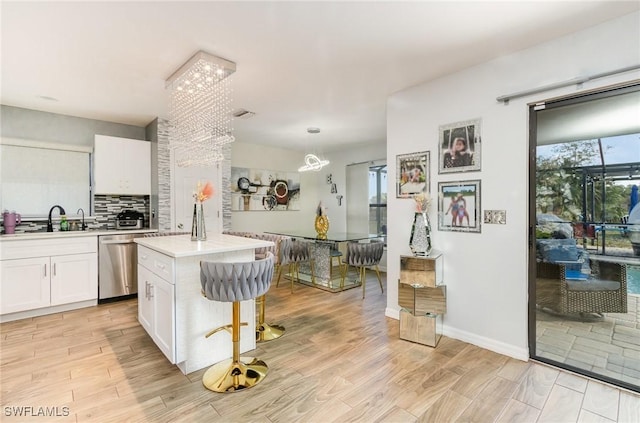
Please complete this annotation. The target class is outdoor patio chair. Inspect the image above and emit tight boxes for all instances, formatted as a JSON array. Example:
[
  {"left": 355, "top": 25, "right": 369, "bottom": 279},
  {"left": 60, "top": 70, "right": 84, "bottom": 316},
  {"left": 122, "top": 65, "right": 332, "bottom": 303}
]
[{"left": 536, "top": 260, "right": 627, "bottom": 316}]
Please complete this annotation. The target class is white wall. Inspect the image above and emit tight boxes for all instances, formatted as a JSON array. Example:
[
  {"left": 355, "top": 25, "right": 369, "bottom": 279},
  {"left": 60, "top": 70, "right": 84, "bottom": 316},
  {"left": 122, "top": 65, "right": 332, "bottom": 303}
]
[
  {"left": 386, "top": 12, "right": 640, "bottom": 361},
  {"left": 322, "top": 141, "right": 386, "bottom": 233},
  {"left": 230, "top": 140, "right": 386, "bottom": 235}
]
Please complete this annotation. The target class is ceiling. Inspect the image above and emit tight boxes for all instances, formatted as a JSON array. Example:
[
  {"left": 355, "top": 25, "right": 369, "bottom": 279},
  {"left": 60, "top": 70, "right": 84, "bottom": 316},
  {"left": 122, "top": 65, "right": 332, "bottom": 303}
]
[{"left": 2, "top": 1, "right": 639, "bottom": 152}]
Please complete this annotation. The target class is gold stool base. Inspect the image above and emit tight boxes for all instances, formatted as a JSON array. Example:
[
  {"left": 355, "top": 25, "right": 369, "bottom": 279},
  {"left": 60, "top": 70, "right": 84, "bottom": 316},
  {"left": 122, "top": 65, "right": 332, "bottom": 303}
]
[
  {"left": 202, "top": 357, "right": 268, "bottom": 393},
  {"left": 256, "top": 322, "right": 285, "bottom": 342}
]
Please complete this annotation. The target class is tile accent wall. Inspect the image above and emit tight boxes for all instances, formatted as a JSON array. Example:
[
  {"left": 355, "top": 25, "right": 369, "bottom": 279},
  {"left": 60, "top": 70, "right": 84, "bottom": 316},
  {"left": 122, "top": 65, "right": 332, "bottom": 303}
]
[
  {"left": 156, "top": 119, "right": 232, "bottom": 233},
  {"left": 222, "top": 143, "right": 232, "bottom": 232},
  {"left": 157, "top": 118, "right": 172, "bottom": 231}
]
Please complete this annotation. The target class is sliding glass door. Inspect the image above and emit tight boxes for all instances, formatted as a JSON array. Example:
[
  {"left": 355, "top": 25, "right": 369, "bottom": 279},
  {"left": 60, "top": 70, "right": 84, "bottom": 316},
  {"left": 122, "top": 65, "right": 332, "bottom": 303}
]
[{"left": 529, "top": 82, "right": 640, "bottom": 393}]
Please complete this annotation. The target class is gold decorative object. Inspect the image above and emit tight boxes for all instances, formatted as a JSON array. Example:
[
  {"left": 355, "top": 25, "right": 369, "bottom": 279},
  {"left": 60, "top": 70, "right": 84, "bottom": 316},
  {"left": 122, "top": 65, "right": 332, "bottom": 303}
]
[{"left": 314, "top": 201, "right": 329, "bottom": 239}]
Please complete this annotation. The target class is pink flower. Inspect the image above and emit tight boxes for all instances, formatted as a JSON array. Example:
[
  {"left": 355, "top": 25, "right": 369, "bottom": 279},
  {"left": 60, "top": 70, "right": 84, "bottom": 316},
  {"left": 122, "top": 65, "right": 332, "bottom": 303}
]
[{"left": 194, "top": 181, "right": 214, "bottom": 203}]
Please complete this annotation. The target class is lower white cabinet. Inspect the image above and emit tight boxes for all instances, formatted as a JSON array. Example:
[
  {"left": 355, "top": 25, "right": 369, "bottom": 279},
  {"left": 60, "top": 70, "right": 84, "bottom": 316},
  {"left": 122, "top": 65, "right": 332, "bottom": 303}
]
[
  {"left": 1, "top": 253, "right": 97, "bottom": 314},
  {"left": 0, "top": 236, "right": 98, "bottom": 319},
  {"left": 51, "top": 253, "right": 98, "bottom": 306},
  {"left": 137, "top": 264, "right": 175, "bottom": 363},
  {"left": 0, "top": 257, "right": 50, "bottom": 314}
]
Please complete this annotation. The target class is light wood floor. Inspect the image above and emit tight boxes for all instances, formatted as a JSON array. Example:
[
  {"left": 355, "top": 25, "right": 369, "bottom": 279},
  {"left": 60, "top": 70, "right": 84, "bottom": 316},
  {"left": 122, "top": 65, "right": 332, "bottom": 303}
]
[{"left": 2, "top": 271, "right": 639, "bottom": 422}]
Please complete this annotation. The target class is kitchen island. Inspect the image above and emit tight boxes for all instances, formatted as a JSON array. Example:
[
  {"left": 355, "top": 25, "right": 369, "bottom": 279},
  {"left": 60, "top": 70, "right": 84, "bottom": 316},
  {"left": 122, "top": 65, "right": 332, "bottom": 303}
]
[{"left": 134, "top": 233, "right": 273, "bottom": 374}]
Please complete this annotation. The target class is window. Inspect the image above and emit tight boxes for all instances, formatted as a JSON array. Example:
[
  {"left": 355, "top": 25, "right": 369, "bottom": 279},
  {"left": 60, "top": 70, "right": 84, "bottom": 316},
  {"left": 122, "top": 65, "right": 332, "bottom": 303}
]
[{"left": 369, "top": 164, "right": 387, "bottom": 239}]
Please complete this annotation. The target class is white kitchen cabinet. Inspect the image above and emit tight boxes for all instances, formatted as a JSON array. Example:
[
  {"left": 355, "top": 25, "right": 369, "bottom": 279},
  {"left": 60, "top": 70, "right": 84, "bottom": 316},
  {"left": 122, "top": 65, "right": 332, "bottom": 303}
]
[
  {"left": 0, "top": 236, "right": 98, "bottom": 321},
  {"left": 0, "top": 257, "right": 50, "bottom": 314},
  {"left": 137, "top": 255, "right": 175, "bottom": 363},
  {"left": 137, "top": 264, "right": 154, "bottom": 334},
  {"left": 94, "top": 135, "right": 151, "bottom": 195},
  {"left": 50, "top": 253, "right": 98, "bottom": 306},
  {"left": 151, "top": 275, "right": 175, "bottom": 361}
]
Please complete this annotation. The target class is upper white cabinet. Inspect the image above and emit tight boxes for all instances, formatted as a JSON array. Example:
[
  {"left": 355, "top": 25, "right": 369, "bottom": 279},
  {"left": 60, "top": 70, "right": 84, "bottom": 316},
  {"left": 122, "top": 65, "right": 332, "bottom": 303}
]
[{"left": 94, "top": 135, "right": 151, "bottom": 195}]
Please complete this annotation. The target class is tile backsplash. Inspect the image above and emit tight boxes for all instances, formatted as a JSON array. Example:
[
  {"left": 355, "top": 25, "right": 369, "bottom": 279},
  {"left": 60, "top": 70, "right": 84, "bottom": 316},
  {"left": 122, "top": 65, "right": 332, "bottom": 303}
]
[
  {"left": 2, "top": 195, "right": 150, "bottom": 233},
  {"left": 93, "top": 195, "right": 150, "bottom": 230}
]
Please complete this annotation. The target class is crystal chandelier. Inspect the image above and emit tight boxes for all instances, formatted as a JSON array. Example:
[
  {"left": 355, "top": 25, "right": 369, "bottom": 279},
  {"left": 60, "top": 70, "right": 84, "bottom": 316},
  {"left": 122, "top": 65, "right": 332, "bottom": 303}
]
[{"left": 166, "top": 51, "right": 236, "bottom": 166}]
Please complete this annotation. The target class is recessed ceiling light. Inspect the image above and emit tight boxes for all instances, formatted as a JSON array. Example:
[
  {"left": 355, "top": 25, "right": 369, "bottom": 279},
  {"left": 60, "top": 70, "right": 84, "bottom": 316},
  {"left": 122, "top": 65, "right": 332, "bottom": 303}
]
[
  {"left": 307, "top": 127, "right": 320, "bottom": 134},
  {"left": 38, "top": 95, "right": 59, "bottom": 102}
]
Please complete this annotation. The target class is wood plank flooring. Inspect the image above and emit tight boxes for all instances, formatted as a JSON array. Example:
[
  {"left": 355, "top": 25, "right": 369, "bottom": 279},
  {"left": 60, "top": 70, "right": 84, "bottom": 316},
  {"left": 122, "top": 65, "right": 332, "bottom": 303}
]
[{"left": 2, "top": 270, "right": 639, "bottom": 422}]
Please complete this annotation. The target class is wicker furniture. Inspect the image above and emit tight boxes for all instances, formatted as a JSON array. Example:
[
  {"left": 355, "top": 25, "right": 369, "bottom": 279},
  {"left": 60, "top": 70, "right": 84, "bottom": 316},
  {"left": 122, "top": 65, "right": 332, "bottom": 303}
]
[{"left": 536, "top": 260, "right": 627, "bottom": 315}]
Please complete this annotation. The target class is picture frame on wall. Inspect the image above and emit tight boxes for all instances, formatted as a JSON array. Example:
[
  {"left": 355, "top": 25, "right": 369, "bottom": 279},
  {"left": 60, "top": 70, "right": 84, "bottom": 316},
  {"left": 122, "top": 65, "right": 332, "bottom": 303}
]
[
  {"left": 438, "top": 179, "right": 481, "bottom": 233},
  {"left": 396, "top": 151, "right": 430, "bottom": 197},
  {"left": 438, "top": 118, "right": 481, "bottom": 174}
]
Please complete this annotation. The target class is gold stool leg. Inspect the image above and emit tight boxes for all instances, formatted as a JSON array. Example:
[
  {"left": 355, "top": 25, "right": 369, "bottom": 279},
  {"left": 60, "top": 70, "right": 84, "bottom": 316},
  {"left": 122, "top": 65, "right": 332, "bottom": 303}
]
[
  {"left": 256, "top": 294, "right": 285, "bottom": 342},
  {"left": 202, "top": 301, "right": 269, "bottom": 393},
  {"left": 289, "top": 262, "right": 296, "bottom": 293},
  {"left": 275, "top": 263, "right": 284, "bottom": 287},
  {"left": 374, "top": 265, "right": 384, "bottom": 293},
  {"left": 361, "top": 266, "right": 366, "bottom": 299}
]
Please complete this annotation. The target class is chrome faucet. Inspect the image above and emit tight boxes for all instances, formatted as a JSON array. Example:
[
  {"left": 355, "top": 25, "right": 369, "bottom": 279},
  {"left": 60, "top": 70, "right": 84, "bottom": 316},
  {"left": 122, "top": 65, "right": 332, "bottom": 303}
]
[
  {"left": 77, "top": 208, "right": 87, "bottom": 231},
  {"left": 47, "top": 205, "right": 66, "bottom": 232}
]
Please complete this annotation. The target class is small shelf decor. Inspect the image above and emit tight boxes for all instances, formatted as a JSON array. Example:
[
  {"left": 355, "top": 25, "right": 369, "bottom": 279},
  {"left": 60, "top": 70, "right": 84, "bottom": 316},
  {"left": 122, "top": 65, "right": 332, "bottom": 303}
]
[{"left": 191, "top": 181, "right": 213, "bottom": 241}]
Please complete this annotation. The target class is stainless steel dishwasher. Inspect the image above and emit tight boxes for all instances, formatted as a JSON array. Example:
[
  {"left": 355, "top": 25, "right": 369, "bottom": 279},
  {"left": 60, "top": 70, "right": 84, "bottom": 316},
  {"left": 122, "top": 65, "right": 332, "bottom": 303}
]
[{"left": 98, "top": 233, "right": 144, "bottom": 302}]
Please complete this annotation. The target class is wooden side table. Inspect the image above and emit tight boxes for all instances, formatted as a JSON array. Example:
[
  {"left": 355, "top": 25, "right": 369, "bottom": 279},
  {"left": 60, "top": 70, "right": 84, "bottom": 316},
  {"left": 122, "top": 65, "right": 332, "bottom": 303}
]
[{"left": 398, "top": 252, "right": 446, "bottom": 347}]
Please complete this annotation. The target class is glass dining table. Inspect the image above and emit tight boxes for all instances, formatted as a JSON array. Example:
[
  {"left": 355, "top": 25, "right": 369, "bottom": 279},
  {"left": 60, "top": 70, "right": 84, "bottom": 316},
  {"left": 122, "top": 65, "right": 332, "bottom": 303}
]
[{"left": 265, "top": 230, "right": 381, "bottom": 292}]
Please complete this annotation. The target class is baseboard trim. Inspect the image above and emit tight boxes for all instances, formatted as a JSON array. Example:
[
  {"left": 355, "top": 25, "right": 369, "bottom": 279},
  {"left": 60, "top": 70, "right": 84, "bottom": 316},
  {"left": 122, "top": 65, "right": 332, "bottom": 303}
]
[
  {"left": 384, "top": 307, "right": 528, "bottom": 361},
  {"left": 443, "top": 326, "right": 529, "bottom": 361},
  {"left": 0, "top": 300, "right": 97, "bottom": 323}
]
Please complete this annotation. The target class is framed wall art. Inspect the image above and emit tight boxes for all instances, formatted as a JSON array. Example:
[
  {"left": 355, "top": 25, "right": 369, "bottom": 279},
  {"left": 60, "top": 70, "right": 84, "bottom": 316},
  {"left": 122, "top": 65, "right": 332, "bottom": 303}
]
[
  {"left": 438, "top": 179, "right": 481, "bottom": 233},
  {"left": 231, "top": 167, "right": 300, "bottom": 211},
  {"left": 438, "top": 118, "right": 481, "bottom": 174},
  {"left": 396, "top": 151, "right": 429, "bottom": 197}
]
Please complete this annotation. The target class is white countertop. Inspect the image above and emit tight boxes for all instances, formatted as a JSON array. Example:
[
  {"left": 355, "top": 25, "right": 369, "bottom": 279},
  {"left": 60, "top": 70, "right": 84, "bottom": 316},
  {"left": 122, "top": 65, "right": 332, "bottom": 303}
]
[
  {"left": 134, "top": 233, "right": 274, "bottom": 258},
  {"left": 0, "top": 228, "right": 158, "bottom": 242}
]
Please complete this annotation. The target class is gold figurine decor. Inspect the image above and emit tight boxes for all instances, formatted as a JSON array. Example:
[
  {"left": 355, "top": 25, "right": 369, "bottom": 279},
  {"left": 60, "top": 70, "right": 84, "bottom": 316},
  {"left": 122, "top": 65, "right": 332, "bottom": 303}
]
[{"left": 314, "top": 202, "right": 329, "bottom": 239}]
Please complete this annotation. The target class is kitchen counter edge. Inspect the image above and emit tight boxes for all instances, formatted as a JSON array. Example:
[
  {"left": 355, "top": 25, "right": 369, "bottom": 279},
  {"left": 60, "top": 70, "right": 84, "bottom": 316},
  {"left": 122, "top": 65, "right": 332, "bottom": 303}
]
[
  {"left": 134, "top": 234, "right": 274, "bottom": 258},
  {"left": 0, "top": 229, "right": 159, "bottom": 242}
]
